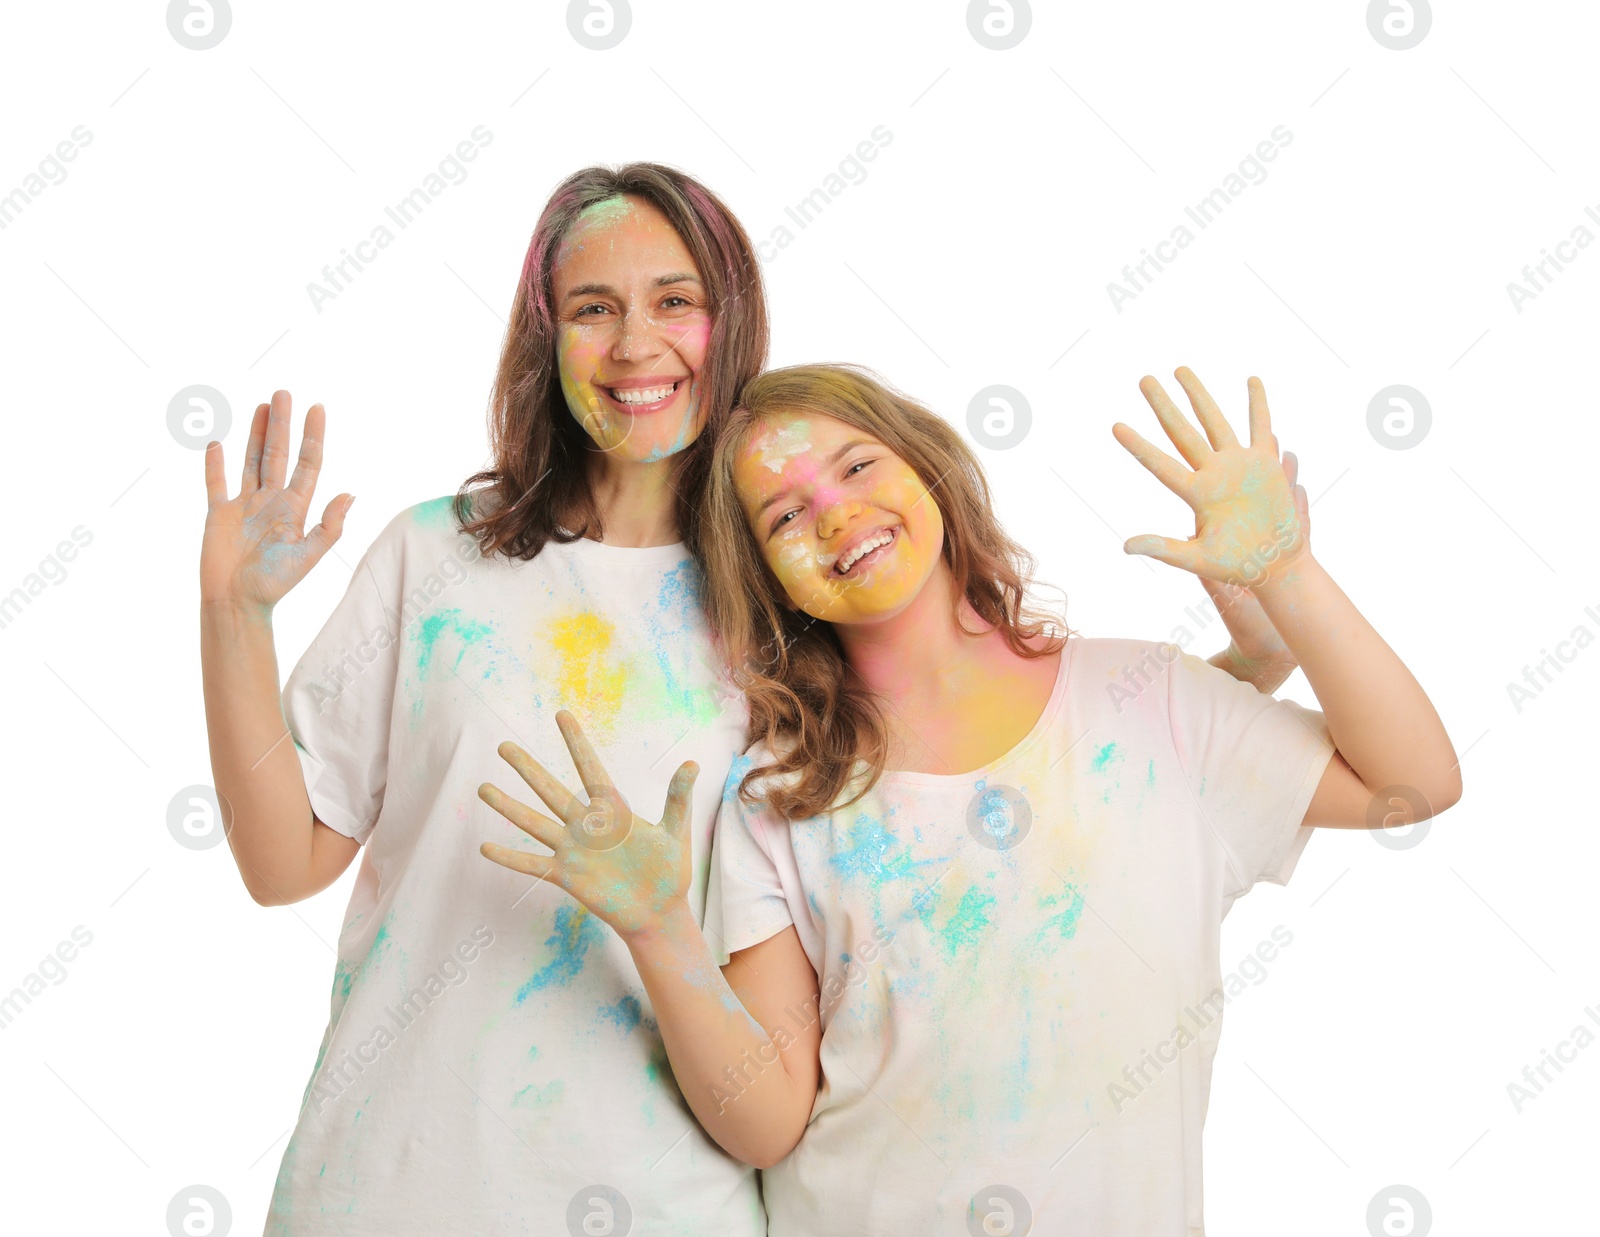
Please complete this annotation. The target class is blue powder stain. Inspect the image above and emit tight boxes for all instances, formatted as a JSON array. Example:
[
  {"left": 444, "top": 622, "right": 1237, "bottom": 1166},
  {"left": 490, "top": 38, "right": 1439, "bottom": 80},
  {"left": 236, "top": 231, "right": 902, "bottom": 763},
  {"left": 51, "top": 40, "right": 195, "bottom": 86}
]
[
  {"left": 645, "top": 559, "right": 718, "bottom": 720},
  {"left": 830, "top": 812, "right": 940, "bottom": 887},
  {"left": 722, "top": 753, "right": 754, "bottom": 803},
  {"left": 1090, "top": 742, "right": 1121, "bottom": 773},
  {"left": 598, "top": 995, "right": 643, "bottom": 1033},
  {"left": 515, "top": 905, "right": 602, "bottom": 1003},
  {"left": 411, "top": 494, "right": 463, "bottom": 532},
  {"left": 1146, "top": 759, "right": 1156, "bottom": 788},
  {"left": 414, "top": 609, "right": 494, "bottom": 678}
]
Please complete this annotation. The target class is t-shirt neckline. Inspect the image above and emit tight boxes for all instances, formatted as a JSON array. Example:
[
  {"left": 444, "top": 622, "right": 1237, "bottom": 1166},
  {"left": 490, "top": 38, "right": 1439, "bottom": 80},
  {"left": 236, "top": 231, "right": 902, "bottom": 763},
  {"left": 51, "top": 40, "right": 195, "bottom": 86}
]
[
  {"left": 880, "top": 638, "right": 1076, "bottom": 787},
  {"left": 552, "top": 529, "right": 689, "bottom": 565}
]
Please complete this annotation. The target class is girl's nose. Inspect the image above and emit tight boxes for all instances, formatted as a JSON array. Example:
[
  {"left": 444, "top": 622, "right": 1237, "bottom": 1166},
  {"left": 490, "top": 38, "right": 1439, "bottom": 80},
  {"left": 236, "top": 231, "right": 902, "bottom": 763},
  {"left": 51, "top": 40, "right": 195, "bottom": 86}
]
[{"left": 816, "top": 500, "right": 864, "bottom": 541}]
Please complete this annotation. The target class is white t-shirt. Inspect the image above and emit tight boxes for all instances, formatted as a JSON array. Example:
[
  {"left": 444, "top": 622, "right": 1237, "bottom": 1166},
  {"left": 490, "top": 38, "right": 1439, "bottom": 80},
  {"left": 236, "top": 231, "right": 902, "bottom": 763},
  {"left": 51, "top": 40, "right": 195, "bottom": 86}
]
[
  {"left": 706, "top": 637, "right": 1335, "bottom": 1236},
  {"left": 267, "top": 496, "right": 763, "bottom": 1237}
]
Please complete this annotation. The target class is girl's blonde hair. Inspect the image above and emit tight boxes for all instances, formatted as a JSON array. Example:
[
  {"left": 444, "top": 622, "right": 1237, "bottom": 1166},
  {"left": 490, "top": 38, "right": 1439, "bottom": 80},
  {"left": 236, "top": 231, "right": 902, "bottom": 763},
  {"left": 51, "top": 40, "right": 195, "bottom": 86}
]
[{"left": 703, "top": 364, "right": 1067, "bottom": 819}]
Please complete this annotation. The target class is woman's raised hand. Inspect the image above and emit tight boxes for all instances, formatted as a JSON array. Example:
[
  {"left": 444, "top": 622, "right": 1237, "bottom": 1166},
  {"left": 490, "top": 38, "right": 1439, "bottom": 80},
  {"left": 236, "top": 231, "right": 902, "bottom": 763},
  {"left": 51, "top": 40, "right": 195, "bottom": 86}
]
[
  {"left": 478, "top": 711, "right": 697, "bottom": 941},
  {"left": 1113, "top": 367, "right": 1309, "bottom": 589},
  {"left": 201, "top": 390, "right": 353, "bottom": 610}
]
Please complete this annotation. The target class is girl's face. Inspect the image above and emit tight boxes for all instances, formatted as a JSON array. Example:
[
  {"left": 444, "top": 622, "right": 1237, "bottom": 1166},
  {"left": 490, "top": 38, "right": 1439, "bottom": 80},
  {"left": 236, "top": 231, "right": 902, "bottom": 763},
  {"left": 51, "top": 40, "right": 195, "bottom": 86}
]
[
  {"left": 551, "top": 195, "right": 712, "bottom": 463},
  {"left": 733, "top": 409, "right": 945, "bottom": 624}
]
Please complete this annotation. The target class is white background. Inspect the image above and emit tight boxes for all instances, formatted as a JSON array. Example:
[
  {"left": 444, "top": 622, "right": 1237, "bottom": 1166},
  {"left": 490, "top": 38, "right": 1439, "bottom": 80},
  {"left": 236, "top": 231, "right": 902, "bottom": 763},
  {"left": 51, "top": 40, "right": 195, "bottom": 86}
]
[{"left": 1, "top": 1, "right": 1594, "bottom": 1233}]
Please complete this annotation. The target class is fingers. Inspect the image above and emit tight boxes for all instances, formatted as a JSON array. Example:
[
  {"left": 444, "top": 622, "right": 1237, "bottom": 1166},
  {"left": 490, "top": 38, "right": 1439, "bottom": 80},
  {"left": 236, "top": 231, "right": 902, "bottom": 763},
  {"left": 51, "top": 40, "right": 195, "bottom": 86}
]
[
  {"left": 1173, "top": 367, "right": 1240, "bottom": 452},
  {"left": 240, "top": 403, "right": 269, "bottom": 496},
  {"left": 1246, "top": 375, "right": 1272, "bottom": 449},
  {"left": 478, "top": 782, "right": 568, "bottom": 851},
  {"left": 286, "top": 403, "right": 327, "bottom": 504},
  {"left": 260, "top": 390, "right": 293, "bottom": 492},
  {"left": 1124, "top": 533, "right": 1213, "bottom": 578},
  {"left": 1112, "top": 422, "right": 1194, "bottom": 504},
  {"left": 498, "top": 740, "right": 585, "bottom": 823},
  {"left": 204, "top": 441, "right": 230, "bottom": 508},
  {"left": 305, "top": 494, "right": 354, "bottom": 561},
  {"left": 555, "top": 711, "right": 616, "bottom": 802},
  {"left": 659, "top": 761, "right": 699, "bottom": 837},
  {"left": 1137, "top": 375, "right": 1211, "bottom": 468},
  {"left": 1282, "top": 449, "right": 1298, "bottom": 487},
  {"left": 479, "top": 840, "right": 559, "bottom": 883}
]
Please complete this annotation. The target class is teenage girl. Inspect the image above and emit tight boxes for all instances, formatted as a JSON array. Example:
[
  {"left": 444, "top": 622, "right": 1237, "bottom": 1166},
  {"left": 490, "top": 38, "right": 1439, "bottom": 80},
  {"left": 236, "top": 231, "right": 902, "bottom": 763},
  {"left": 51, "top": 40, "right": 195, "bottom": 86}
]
[{"left": 477, "top": 363, "right": 1460, "bottom": 1234}]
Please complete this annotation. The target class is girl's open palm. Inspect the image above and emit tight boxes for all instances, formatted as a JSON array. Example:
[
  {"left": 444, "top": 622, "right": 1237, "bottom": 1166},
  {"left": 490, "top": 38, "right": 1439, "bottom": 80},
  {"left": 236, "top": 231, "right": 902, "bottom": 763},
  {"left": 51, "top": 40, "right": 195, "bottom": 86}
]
[
  {"left": 1113, "top": 367, "right": 1308, "bottom": 588},
  {"left": 201, "top": 390, "right": 352, "bottom": 609},
  {"left": 478, "top": 711, "right": 697, "bottom": 941}
]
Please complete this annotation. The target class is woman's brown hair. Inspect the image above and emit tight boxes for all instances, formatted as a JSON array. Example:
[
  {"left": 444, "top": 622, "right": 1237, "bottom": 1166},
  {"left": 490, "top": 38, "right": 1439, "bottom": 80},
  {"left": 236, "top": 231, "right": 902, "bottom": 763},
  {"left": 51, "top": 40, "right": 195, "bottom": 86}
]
[
  {"left": 703, "top": 364, "right": 1068, "bottom": 820},
  {"left": 458, "top": 163, "right": 768, "bottom": 559}
]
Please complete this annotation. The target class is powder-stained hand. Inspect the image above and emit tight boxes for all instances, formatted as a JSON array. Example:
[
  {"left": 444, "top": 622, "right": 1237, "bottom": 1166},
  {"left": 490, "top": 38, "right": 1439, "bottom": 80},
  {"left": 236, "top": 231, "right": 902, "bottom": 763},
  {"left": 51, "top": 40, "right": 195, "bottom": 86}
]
[
  {"left": 1113, "top": 367, "right": 1310, "bottom": 589},
  {"left": 478, "top": 710, "right": 696, "bottom": 941}
]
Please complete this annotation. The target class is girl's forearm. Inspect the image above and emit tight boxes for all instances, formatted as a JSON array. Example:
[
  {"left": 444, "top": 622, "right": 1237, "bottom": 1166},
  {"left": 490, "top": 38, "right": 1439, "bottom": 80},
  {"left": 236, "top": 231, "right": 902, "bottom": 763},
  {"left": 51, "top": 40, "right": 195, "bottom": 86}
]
[
  {"left": 1252, "top": 554, "right": 1460, "bottom": 810},
  {"left": 201, "top": 600, "right": 322, "bottom": 904},
  {"left": 625, "top": 904, "right": 812, "bottom": 1168}
]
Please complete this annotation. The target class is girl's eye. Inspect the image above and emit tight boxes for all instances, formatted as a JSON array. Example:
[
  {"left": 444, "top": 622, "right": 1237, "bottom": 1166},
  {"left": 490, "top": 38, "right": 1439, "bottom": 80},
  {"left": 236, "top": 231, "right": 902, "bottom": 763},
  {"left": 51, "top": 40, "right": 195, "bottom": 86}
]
[
  {"left": 772, "top": 509, "right": 799, "bottom": 533},
  {"left": 845, "top": 459, "right": 873, "bottom": 478}
]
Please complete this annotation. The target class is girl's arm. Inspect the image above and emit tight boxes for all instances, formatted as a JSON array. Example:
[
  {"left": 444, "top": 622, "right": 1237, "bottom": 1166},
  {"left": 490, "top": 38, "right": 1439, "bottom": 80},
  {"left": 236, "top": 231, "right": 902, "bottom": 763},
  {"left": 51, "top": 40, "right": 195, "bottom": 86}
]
[
  {"left": 1115, "top": 367, "right": 1461, "bottom": 825},
  {"left": 1202, "top": 451, "right": 1307, "bottom": 694},
  {"left": 478, "top": 712, "right": 820, "bottom": 1167},
  {"left": 201, "top": 391, "right": 359, "bottom": 905}
]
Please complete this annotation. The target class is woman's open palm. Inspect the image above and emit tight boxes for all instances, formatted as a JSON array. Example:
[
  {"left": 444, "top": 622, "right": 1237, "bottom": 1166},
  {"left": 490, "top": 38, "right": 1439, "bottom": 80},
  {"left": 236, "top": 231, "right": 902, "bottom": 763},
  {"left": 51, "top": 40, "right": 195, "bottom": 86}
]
[
  {"left": 478, "top": 711, "right": 698, "bottom": 941},
  {"left": 201, "top": 390, "right": 352, "bottom": 609}
]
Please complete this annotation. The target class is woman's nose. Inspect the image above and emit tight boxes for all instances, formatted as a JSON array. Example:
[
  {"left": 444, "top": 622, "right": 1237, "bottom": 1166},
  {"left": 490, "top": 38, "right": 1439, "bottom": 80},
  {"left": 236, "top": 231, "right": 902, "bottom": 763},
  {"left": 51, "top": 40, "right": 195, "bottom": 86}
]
[{"left": 611, "top": 306, "right": 665, "bottom": 361}]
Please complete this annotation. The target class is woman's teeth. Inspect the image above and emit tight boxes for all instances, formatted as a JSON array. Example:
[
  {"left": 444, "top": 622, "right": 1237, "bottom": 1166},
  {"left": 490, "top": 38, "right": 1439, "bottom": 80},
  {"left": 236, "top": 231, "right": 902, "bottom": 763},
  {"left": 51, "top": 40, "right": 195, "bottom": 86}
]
[
  {"left": 609, "top": 382, "right": 678, "bottom": 405},
  {"left": 836, "top": 529, "right": 894, "bottom": 574}
]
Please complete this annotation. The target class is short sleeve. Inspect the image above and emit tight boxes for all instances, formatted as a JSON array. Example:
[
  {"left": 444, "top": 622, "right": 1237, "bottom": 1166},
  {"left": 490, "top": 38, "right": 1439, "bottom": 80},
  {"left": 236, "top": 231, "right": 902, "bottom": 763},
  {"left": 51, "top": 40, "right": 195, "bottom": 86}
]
[
  {"left": 1164, "top": 648, "right": 1335, "bottom": 910},
  {"left": 704, "top": 757, "right": 797, "bottom": 967},
  {"left": 280, "top": 523, "right": 407, "bottom": 845}
]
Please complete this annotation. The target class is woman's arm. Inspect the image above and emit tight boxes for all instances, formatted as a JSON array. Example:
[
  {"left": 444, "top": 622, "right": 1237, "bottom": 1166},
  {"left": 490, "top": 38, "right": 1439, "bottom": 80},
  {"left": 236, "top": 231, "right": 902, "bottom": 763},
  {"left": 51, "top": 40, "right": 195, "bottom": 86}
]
[
  {"left": 478, "top": 712, "right": 820, "bottom": 1167},
  {"left": 1115, "top": 368, "right": 1461, "bottom": 826},
  {"left": 201, "top": 391, "right": 358, "bottom": 905}
]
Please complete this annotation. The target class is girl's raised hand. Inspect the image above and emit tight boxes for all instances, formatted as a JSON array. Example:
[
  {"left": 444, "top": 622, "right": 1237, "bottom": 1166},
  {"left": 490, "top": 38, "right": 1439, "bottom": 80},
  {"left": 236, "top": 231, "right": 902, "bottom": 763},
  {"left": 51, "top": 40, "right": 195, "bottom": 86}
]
[
  {"left": 478, "top": 711, "right": 697, "bottom": 941},
  {"left": 1113, "top": 367, "right": 1308, "bottom": 589},
  {"left": 201, "top": 390, "right": 353, "bottom": 610}
]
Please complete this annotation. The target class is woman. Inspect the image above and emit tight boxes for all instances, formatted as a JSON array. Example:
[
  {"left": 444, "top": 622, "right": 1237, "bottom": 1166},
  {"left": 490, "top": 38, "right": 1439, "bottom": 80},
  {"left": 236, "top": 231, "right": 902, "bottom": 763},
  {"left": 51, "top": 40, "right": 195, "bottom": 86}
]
[{"left": 199, "top": 165, "right": 1289, "bottom": 1233}]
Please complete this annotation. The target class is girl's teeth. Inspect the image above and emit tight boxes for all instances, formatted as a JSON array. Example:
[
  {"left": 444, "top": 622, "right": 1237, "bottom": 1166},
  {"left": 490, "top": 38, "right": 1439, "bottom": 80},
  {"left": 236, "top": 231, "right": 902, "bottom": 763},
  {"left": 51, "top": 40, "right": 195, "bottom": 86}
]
[
  {"left": 611, "top": 383, "right": 677, "bottom": 405},
  {"left": 838, "top": 531, "right": 892, "bottom": 573}
]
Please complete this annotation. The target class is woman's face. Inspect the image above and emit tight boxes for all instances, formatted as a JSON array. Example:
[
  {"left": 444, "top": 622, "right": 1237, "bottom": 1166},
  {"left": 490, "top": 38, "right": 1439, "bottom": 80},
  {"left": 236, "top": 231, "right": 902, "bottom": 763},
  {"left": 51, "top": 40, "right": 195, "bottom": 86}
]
[
  {"left": 732, "top": 409, "right": 945, "bottom": 624},
  {"left": 551, "top": 195, "right": 712, "bottom": 463}
]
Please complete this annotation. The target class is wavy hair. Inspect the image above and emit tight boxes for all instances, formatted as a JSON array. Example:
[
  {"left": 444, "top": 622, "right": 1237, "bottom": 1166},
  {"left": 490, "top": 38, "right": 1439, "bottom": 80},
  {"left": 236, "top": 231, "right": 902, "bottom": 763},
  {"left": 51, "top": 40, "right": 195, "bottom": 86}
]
[
  {"left": 458, "top": 163, "right": 768, "bottom": 558},
  {"left": 702, "top": 364, "right": 1068, "bottom": 820}
]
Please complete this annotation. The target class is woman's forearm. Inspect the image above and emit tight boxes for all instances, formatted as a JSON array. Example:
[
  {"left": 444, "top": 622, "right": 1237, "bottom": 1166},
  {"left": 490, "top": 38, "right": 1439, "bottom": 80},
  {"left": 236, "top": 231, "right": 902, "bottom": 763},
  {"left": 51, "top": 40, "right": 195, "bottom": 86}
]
[
  {"left": 1252, "top": 554, "right": 1460, "bottom": 810},
  {"left": 201, "top": 599, "right": 324, "bottom": 904},
  {"left": 625, "top": 904, "right": 814, "bottom": 1168}
]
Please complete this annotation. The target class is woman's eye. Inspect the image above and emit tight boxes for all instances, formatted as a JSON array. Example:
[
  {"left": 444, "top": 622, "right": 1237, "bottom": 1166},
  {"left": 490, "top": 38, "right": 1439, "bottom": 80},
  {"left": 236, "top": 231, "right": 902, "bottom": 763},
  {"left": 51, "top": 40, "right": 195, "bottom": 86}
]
[{"left": 574, "top": 303, "right": 610, "bottom": 318}]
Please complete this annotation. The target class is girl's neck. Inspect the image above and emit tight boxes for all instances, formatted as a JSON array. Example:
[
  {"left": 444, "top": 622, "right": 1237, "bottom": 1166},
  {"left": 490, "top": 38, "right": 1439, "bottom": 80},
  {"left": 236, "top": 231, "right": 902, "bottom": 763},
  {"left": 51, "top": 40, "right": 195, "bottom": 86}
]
[
  {"left": 587, "top": 453, "right": 682, "bottom": 547},
  {"left": 834, "top": 565, "right": 1020, "bottom": 704},
  {"left": 834, "top": 563, "right": 1061, "bottom": 775}
]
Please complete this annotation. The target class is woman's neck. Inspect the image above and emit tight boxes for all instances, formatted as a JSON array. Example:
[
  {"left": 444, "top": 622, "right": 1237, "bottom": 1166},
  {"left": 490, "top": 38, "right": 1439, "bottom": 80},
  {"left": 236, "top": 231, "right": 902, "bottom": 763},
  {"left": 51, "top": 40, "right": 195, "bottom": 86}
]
[{"left": 587, "top": 454, "right": 682, "bottom": 547}]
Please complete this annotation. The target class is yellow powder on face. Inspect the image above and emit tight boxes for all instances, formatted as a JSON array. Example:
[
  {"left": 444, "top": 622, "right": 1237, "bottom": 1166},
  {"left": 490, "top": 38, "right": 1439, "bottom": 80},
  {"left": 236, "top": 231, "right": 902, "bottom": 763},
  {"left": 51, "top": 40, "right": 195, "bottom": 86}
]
[{"left": 549, "top": 613, "right": 629, "bottom": 734}]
